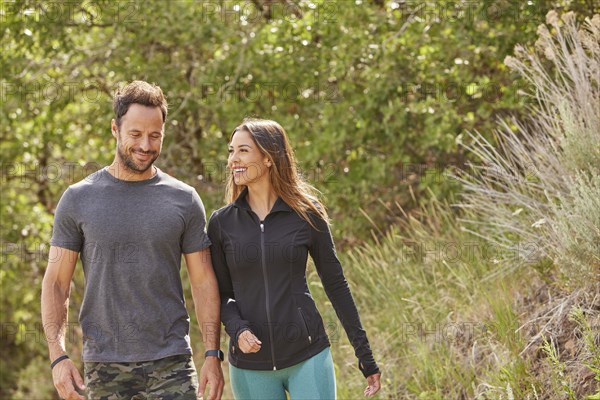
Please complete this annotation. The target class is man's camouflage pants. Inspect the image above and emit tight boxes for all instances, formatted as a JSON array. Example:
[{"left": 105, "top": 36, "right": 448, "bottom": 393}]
[{"left": 84, "top": 354, "right": 199, "bottom": 400}]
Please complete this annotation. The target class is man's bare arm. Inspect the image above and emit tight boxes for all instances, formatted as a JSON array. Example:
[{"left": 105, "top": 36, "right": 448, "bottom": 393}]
[
  {"left": 184, "top": 248, "right": 221, "bottom": 350},
  {"left": 184, "top": 248, "right": 223, "bottom": 400},
  {"left": 41, "top": 246, "right": 85, "bottom": 399}
]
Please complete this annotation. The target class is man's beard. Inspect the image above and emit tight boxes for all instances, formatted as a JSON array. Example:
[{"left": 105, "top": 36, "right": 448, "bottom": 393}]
[{"left": 117, "top": 142, "right": 159, "bottom": 174}]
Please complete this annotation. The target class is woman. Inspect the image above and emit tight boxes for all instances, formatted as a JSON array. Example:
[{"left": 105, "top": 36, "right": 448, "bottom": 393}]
[{"left": 207, "top": 118, "right": 381, "bottom": 399}]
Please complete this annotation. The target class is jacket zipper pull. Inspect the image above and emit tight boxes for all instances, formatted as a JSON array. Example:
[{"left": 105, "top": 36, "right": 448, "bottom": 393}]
[{"left": 260, "top": 222, "right": 264, "bottom": 233}]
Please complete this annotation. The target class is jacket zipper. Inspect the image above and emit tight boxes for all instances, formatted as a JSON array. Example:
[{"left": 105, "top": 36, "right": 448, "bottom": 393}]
[
  {"left": 298, "top": 307, "right": 312, "bottom": 344},
  {"left": 260, "top": 221, "right": 277, "bottom": 370}
]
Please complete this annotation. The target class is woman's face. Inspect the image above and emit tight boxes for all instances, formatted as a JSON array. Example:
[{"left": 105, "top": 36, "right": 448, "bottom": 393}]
[{"left": 228, "top": 129, "right": 271, "bottom": 186}]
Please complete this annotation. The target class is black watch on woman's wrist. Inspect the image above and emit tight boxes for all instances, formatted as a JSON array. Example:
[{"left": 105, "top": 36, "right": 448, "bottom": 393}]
[{"left": 204, "top": 349, "right": 224, "bottom": 361}]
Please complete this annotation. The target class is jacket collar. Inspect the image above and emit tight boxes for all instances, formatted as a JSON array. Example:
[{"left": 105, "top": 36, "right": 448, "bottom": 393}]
[{"left": 233, "top": 187, "right": 293, "bottom": 213}]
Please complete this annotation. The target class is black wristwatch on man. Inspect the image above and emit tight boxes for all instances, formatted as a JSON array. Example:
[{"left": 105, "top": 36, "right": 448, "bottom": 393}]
[{"left": 204, "top": 349, "right": 224, "bottom": 361}]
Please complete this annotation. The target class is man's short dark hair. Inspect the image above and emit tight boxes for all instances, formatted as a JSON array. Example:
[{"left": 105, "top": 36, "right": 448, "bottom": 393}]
[{"left": 113, "top": 81, "right": 168, "bottom": 128}]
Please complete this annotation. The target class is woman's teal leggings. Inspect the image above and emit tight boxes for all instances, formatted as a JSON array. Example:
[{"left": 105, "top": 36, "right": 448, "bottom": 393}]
[{"left": 229, "top": 347, "right": 336, "bottom": 399}]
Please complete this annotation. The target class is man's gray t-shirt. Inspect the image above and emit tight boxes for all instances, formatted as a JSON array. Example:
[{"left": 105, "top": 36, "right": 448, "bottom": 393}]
[{"left": 50, "top": 167, "right": 211, "bottom": 362}]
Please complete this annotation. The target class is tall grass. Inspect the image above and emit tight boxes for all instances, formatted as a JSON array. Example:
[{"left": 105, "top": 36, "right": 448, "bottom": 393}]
[
  {"left": 314, "top": 197, "right": 598, "bottom": 399},
  {"left": 307, "top": 199, "right": 536, "bottom": 399},
  {"left": 454, "top": 12, "right": 600, "bottom": 286}
]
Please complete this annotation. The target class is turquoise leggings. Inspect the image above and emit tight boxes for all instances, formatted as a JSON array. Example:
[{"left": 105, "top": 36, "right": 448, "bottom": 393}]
[{"left": 229, "top": 347, "right": 336, "bottom": 400}]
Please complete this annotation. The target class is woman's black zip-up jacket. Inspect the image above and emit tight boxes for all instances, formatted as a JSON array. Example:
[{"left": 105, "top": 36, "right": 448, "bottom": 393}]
[{"left": 207, "top": 188, "right": 379, "bottom": 377}]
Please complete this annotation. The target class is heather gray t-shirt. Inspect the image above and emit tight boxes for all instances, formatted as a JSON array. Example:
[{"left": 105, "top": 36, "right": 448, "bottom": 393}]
[{"left": 50, "top": 167, "right": 211, "bottom": 362}]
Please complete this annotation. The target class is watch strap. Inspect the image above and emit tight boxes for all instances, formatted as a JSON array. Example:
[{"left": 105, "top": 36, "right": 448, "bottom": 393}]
[{"left": 51, "top": 355, "right": 69, "bottom": 369}]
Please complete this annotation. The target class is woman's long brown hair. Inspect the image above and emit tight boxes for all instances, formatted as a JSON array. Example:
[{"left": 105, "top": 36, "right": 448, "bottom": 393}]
[{"left": 225, "top": 118, "right": 329, "bottom": 228}]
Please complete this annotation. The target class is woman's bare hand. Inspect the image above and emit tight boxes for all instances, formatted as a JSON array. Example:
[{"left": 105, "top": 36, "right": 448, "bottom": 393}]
[
  {"left": 238, "top": 330, "right": 262, "bottom": 353},
  {"left": 364, "top": 372, "right": 381, "bottom": 397}
]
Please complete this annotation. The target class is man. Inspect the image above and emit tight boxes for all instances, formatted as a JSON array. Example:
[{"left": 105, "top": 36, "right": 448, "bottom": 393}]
[{"left": 41, "top": 80, "right": 224, "bottom": 400}]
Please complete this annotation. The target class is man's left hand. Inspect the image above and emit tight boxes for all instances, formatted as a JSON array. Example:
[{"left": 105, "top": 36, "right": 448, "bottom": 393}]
[{"left": 198, "top": 357, "right": 224, "bottom": 400}]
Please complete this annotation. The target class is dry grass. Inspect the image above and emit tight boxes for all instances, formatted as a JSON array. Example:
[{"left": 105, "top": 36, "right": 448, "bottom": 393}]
[{"left": 454, "top": 12, "right": 600, "bottom": 287}]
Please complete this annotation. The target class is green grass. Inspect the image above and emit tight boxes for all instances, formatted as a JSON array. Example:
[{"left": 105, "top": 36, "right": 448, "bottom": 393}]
[
  {"left": 307, "top": 192, "right": 598, "bottom": 399},
  {"left": 301, "top": 199, "right": 537, "bottom": 399}
]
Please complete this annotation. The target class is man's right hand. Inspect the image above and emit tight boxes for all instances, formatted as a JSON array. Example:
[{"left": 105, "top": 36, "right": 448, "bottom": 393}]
[
  {"left": 238, "top": 330, "right": 262, "bottom": 353},
  {"left": 52, "top": 359, "right": 85, "bottom": 400}
]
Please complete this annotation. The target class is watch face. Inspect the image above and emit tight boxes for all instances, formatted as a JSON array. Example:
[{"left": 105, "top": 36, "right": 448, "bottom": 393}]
[{"left": 205, "top": 350, "right": 224, "bottom": 361}]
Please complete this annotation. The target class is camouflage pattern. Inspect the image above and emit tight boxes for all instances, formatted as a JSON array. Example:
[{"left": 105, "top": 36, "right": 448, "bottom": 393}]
[{"left": 84, "top": 354, "right": 199, "bottom": 399}]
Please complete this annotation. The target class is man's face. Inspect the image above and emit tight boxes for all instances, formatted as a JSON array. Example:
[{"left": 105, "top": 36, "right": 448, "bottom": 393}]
[{"left": 112, "top": 104, "right": 164, "bottom": 175}]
